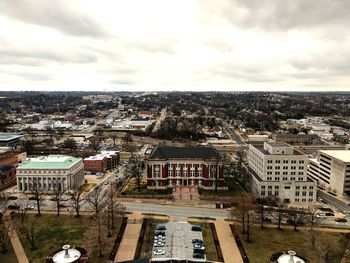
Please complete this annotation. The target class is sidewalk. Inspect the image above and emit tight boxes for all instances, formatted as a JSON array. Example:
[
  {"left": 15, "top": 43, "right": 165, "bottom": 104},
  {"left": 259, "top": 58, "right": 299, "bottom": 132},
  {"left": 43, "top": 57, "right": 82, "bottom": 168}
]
[
  {"left": 114, "top": 216, "right": 143, "bottom": 262},
  {"left": 4, "top": 219, "right": 29, "bottom": 263},
  {"left": 214, "top": 218, "right": 243, "bottom": 263}
]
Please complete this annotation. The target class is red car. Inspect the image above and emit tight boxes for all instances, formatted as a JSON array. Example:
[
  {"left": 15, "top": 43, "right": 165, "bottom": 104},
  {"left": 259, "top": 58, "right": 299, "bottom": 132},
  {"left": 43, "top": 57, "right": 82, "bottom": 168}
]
[{"left": 335, "top": 218, "right": 347, "bottom": 222}]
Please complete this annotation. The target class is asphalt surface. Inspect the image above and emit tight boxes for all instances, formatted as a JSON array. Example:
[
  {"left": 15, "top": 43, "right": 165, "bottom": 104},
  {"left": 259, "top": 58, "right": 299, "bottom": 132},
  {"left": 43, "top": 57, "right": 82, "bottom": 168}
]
[{"left": 222, "top": 123, "right": 245, "bottom": 145}]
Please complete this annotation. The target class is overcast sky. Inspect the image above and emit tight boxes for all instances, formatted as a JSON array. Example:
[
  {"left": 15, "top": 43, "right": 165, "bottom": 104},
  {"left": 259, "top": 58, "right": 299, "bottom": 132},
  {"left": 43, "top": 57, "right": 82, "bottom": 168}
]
[{"left": 0, "top": 0, "right": 349, "bottom": 92}]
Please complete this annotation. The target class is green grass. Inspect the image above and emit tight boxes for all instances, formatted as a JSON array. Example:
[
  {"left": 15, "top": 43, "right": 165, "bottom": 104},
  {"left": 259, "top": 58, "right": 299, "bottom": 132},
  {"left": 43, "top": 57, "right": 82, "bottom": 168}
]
[
  {"left": 0, "top": 241, "right": 18, "bottom": 263},
  {"left": 199, "top": 179, "right": 245, "bottom": 197},
  {"left": 237, "top": 226, "right": 349, "bottom": 263},
  {"left": 197, "top": 223, "right": 219, "bottom": 262},
  {"left": 120, "top": 152, "right": 132, "bottom": 160},
  {"left": 122, "top": 187, "right": 172, "bottom": 196},
  {"left": 16, "top": 215, "right": 122, "bottom": 263}
]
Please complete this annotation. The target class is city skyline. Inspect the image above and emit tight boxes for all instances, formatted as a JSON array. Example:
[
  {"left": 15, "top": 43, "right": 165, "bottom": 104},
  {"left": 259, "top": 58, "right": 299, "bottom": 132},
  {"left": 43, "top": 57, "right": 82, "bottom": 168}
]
[{"left": 1, "top": 0, "right": 350, "bottom": 91}]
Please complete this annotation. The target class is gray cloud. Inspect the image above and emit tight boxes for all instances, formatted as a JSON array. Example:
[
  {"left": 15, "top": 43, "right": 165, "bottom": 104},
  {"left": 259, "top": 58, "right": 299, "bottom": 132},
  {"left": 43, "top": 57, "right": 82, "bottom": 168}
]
[
  {"left": 109, "top": 79, "right": 135, "bottom": 85},
  {"left": 0, "top": 0, "right": 109, "bottom": 37}
]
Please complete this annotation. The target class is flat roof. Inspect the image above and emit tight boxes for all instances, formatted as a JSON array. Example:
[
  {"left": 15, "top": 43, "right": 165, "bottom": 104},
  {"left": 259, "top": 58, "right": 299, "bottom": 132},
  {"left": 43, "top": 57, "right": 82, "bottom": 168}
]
[
  {"left": 0, "top": 133, "right": 22, "bottom": 141},
  {"left": 149, "top": 145, "right": 221, "bottom": 160},
  {"left": 320, "top": 150, "right": 350, "bottom": 163},
  {"left": 265, "top": 142, "right": 290, "bottom": 147},
  {"left": 18, "top": 155, "right": 81, "bottom": 170}
]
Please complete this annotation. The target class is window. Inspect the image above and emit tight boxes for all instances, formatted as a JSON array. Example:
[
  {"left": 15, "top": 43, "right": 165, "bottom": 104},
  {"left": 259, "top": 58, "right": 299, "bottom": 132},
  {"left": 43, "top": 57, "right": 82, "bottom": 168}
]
[
  {"left": 299, "top": 166, "right": 304, "bottom": 170},
  {"left": 302, "top": 191, "right": 306, "bottom": 196},
  {"left": 283, "top": 166, "right": 288, "bottom": 169},
  {"left": 309, "top": 198, "right": 313, "bottom": 202},
  {"left": 296, "top": 186, "right": 300, "bottom": 189},
  {"left": 183, "top": 167, "right": 188, "bottom": 177},
  {"left": 310, "top": 186, "right": 314, "bottom": 190},
  {"left": 291, "top": 166, "right": 296, "bottom": 170},
  {"left": 291, "top": 160, "right": 296, "bottom": 164},
  {"left": 283, "top": 172, "right": 288, "bottom": 175},
  {"left": 283, "top": 160, "right": 289, "bottom": 164},
  {"left": 302, "top": 199, "right": 306, "bottom": 202},
  {"left": 267, "top": 177, "right": 272, "bottom": 180},
  {"left": 274, "top": 191, "right": 279, "bottom": 196},
  {"left": 298, "top": 172, "right": 304, "bottom": 175},
  {"left": 309, "top": 192, "right": 313, "bottom": 196},
  {"left": 302, "top": 186, "right": 307, "bottom": 189},
  {"left": 261, "top": 185, "right": 265, "bottom": 189},
  {"left": 268, "top": 185, "right": 272, "bottom": 189},
  {"left": 267, "top": 171, "right": 272, "bottom": 175},
  {"left": 275, "top": 185, "right": 279, "bottom": 189},
  {"left": 275, "top": 177, "right": 280, "bottom": 181},
  {"left": 268, "top": 191, "right": 272, "bottom": 196},
  {"left": 299, "top": 160, "right": 304, "bottom": 164},
  {"left": 295, "top": 191, "right": 300, "bottom": 196},
  {"left": 276, "top": 166, "right": 280, "bottom": 170},
  {"left": 261, "top": 191, "right": 265, "bottom": 196},
  {"left": 295, "top": 198, "right": 299, "bottom": 202},
  {"left": 268, "top": 160, "right": 272, "bottom": 163},
  {"left": 283, "top": 177, "right": 288, "bottom": 181},
  {"left": 276, "top": 160, "right": 280, "bottom": 164},
  {"left": 168, "top": 168, "right": 173, "bottom": 177},
  {"left": 275, "top": 171, "right": 280, "bottom": 175},
  {"left": 267, "top": 166, "right": 272, "bottom": 169},
  {"left": 284, "top": 186, "right": 290, "bottom": 189},
  {"left": 291, "top": 177, "right": 295, "bottom": 181}
]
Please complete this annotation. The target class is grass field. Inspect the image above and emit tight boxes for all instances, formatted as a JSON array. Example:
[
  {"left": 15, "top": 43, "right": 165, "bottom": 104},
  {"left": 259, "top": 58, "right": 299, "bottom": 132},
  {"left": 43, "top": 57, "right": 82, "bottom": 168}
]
[
  {"left": 199, "top": 179, "right": 245, "bottom": 197},
  {"left": 237, "top": 226, "right": 349, "bottom": 263},
  {"left": 0, "top": 241, "right": 18, "bottom": 263},
  {"left": 16, "top": 215, "right": 122, "bottom": 263},
  {"left": 122, "top": 177, "right": 172, "bottom": 196}
]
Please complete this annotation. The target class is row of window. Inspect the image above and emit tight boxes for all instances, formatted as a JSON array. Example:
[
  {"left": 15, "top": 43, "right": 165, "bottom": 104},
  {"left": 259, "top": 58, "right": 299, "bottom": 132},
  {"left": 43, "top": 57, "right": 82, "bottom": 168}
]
[
  {"left": 295, "top": 198, "right": 314, "bottom": 202},
  {"left": 295, "top": 191, "right": 314, "bottom": 197},
  {"left": 266, "top": 176, "right": 305, "bottom": 181},
  {"left": 267, "top": 166, "right": 304, "bottom": 170},
  {"left": 267, "top": 160, "right": 304, "bottom": 164},
  {"left": 267, "top": 171, "right": 304, "bottom": 175}
]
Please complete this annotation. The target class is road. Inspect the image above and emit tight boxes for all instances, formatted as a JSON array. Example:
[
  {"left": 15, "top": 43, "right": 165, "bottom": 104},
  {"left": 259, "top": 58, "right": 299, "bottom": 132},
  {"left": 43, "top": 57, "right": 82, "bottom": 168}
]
[
  {"left": 222, "top": 122, "right": 245, "bottom": 145},
  {"left": 318, "top": 191, "right": 350, "bottom": 213},
  {"left": 121, "top": 202, "right": 228, "bottom": 218}
]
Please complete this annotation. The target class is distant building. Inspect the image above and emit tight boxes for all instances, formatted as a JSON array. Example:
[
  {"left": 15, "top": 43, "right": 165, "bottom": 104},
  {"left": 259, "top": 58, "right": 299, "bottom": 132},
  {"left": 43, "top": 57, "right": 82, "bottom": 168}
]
[
  {"left": 84, "top": 149, "right": 119, "bottom": 173},
  {"left": 272, "top": 134, "right": 320, "bottom": 144},
  {"left": 0, "top": 133, "right": 22, "bottom": 147},
  {"left": 146, "top": 145, "right": 226, "bottom": 190},
  {"left": 248, "top": 142, "right": 316, "bottom": 204},
  {"left": 16, "top": 155, "right": 84, "bottom": 193},
  {"left": 308, "top": 150, "right": 350, "bottom": 195}
]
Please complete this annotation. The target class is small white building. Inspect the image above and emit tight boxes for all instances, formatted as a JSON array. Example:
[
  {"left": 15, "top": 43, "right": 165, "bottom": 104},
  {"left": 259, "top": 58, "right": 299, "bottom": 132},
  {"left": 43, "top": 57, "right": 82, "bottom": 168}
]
[
  {"left": 248, "top": 142, "right": 317, "bottom": 204},
  {"left": 16, "top": 155, "right": 84, "bottom": 193}
]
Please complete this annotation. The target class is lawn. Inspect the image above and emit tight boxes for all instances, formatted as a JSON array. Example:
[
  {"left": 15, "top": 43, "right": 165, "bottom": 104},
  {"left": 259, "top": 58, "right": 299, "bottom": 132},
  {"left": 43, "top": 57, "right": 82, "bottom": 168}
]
[
  {"left": 122, "top": 177, "right": 172, "bottom": 196},
  {"left": 199, "top": 179, "right": 244, "bottom": 197},
  {"left": 15, "top": 215, "right": 122, "bottom": 263},
  {"left": 237, "top": 226, "right": 349, "bottom": 263},
  {"left": 0, "top": 241, "right": 18, "bottom": 263}
]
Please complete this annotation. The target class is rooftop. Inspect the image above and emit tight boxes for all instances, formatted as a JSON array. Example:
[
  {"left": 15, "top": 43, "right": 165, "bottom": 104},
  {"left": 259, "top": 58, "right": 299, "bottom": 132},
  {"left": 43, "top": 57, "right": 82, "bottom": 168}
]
[
  {"left": 320, "top": 150, "right": 350, "bottom": 163},
  {"left": 149, "top": 145, "right": 222, "bottom": 160},
  {"left": 265, "top": 141, "right": 290, "bottom": 147},
  {"left": 18, "top": 155, "right": 81, "bottom": 170},
  {"left": 0, "top": 133, "right": 22, "bottom": 141}
]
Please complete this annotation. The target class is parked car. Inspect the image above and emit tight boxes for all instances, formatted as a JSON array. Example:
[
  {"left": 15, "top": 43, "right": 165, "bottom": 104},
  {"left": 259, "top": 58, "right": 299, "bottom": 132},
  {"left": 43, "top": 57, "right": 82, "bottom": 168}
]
[
  {"left": 193, "top": 244, "right": 205, "bottom": 250},
  {"left": 154, "top": 243, "right": 164, "bottom": 247},
  {"left": 325, "top": 212, "right": 335, "bottom": 217},
  {"left": 153, "top": 249, "right": 165, "bottom": 256},
  {"left": 192, "top": 239, "right": 204, "bottom": 244},
  {"left": 28, "top": 196, "right": 37, "bottom": 200},
  {"left": 8, "top": 196, "right": 17, "bottom": 200},
  {"left": 8, "top": 204, "right": 20, "bottom": 210},
  {"left": 191, "top": 225, "right": 202, "bottom": 231},
  {"left": 335, "top": 218, "right": 347, "bottom": 222},
  {"left": 193, "top": 252, "right": 205, "bottom": 259},
  {"left": 24, "top": 204, "right": 35, "bottom": 210},
  {"left": 156, "top": 225, "right": 166, "bottom": 230}
]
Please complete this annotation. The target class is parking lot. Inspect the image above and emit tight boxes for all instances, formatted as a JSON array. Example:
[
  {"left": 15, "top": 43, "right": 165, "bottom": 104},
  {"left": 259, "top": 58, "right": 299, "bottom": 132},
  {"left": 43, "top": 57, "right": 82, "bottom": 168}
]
[{"left": 152, "top": 221, "right": 206, "bottom": 261}]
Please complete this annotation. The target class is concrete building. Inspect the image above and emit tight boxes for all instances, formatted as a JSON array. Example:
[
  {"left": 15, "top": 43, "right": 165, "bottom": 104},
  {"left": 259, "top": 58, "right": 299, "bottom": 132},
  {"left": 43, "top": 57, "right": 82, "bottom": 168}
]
[
  {"left": 16, "top": 155, "right": 84, "bottom": 193},
  {"left": 248, "top": 142, "right": 317, "bottom": 204},
  {"left": 146, "top": 145, "right": 226, "bottom": 190},
  {"left": 272, "top": 134, "right": 320, "bottom": 144},
  {"left": 308, "top": 150, "right": 350, "bottom": 196},
  {"left": 0, "top": 133, "right": 22, "bottom": 147}
]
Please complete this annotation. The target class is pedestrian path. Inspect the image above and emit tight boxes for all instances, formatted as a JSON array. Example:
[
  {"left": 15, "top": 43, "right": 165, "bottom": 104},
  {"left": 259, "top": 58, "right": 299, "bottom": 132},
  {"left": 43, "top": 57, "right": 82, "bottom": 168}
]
[
  {"left": 214, "top": 218, "right": 243, "bottom": 263},
  {"left": 5, "top": 219, "right": 29, "bottom": 263},
  {"left": 114, "top": 217, "right": 143, "bottom": 262}
]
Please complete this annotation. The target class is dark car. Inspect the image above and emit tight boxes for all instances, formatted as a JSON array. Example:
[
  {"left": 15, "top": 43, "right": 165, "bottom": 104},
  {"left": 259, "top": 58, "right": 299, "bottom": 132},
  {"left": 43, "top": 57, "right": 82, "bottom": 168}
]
[
  {"left": 193, "top": 252, "right": 205, "bottom": 259},
  {"left": 156, "top": 225, "right": 166, "bottom": 230},
  {"left": 7, "top": 204, "right": 20, "bottom": 210},
  {"left": 325, "top": 212, "right": 335, "bottom": 217},
  {"left": 192, "top": 239, "right": 203, "bottom": 244},
  {"left": 8, "top": 196, "right": 18, "bottom": 200},
  {"left": 191, "top": 225, "right": 202, "bottom": 231},
  {"left": 335, "top": 218, "right": 347, "bottom": 222},
  {"left": 28, "top": 196, "right": 37, "bottom": 200}
]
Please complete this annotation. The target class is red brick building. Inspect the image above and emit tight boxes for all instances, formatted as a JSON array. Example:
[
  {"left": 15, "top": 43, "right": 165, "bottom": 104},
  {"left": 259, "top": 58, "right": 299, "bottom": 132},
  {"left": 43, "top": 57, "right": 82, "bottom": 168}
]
[
  {"left": 84, "top": 150, "right": 119, "bottom": 174},
  {"left": 146, "top": 145, "right": 226, "bottom": 190}
]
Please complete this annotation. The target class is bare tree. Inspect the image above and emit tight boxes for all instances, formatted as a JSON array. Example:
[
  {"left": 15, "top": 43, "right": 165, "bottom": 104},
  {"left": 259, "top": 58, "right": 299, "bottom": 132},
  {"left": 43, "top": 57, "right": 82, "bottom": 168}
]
[
  {"left": 125, "top": 153, "right": 144, "bottom": 192},
  {"left": 52, "top": 182, "right": 66, "bottom": 216},
  {"left": 256, "top": 196, "right": 274, "bottom": 230},
  {"left": 306, "top": 207, "right": 320, "bottom": 230},
  {"left": 86, "top": 186, "right": 107, "bottom": 257},
  {"left": 30, "top": 179, "right": 43, "bottom": 216},
  {"left": 273, "top": 199, "right": 287, "bottom": 230},
  {"left": 288, "top": 209, "right": 308, "bottom": 231},
  {"left": 20, "top": 220, "right": 37, "bottom": 250},
  {"left": 245, "top": 210, "right": 258, "bottom": 243},
  {"left": 69, "top": 191, "right": 85, "bottom": 218},
  {"left": 0, "top": 220, "right": 13, "bottom": 253}
]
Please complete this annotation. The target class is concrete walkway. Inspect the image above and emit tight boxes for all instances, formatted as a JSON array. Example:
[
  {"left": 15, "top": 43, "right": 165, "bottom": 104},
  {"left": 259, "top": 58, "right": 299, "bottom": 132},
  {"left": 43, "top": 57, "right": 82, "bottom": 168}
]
[
  {"left": 214, "top": 218, "right": 243, "bottom": 263},
  {"left": 5, "top": 219, "right": 29, "bottom": 263},
  {"left": 114, "top": 217, "right": 143, "bottom": 262}
]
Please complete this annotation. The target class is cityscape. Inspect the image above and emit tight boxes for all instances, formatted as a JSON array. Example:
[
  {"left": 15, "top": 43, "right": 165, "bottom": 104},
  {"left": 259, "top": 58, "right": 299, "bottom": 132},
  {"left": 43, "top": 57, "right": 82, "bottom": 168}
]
[{"left": 1, "top": 1, "right": 350, "bottom": 263}]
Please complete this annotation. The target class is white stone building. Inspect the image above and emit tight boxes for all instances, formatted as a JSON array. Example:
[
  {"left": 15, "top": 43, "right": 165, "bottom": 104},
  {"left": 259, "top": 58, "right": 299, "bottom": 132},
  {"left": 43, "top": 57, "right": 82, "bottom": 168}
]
[
  {"left": 308, "top": 150, "right": 350, "bottom": 196},
  {"left": 248, "top": 142, "right": 317, "bottom": 204},
  {"left": 16, "top": 155, "right": 84, "bottom": 193}
]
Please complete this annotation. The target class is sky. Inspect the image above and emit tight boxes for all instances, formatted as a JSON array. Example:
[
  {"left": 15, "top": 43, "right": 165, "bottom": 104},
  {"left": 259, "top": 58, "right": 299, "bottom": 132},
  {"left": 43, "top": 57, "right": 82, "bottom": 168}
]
[{"left": 0, "top": 0, "right": 350, "bottom": 92}]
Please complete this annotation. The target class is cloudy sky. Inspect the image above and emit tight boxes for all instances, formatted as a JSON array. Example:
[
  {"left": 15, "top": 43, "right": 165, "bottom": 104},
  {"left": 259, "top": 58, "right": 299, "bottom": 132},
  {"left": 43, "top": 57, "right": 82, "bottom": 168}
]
[{"left": 0, "top": 0, "right": 349, "bottom": 92}]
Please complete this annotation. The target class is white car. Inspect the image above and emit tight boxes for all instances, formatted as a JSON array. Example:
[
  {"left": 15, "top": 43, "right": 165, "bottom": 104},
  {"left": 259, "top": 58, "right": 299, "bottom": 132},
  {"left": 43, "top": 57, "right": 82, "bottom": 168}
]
[
  {"left": 24, "top": 204, "right": 35, "bottom": 210},
  {"left": 153, "top": 249, "right": 165, "bottom": 256}
]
